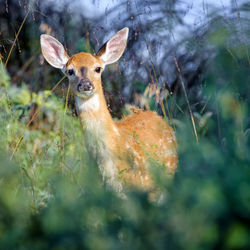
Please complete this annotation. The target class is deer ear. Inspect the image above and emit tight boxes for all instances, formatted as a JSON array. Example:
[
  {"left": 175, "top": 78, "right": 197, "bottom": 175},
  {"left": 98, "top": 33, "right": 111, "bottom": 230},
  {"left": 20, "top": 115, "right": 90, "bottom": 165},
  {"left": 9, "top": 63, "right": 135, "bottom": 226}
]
[
  {"left": 96, "top": 27, "right": 129, "bottom": 66},
  {"left": 40, "top": 34, "right": 69, "bottom": 69}
]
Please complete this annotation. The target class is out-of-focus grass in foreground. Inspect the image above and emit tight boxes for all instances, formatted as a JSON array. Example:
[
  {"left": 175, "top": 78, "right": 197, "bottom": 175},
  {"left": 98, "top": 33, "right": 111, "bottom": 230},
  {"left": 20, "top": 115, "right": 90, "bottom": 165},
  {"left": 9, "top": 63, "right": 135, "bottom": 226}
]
[{"left": 0, "top": 23, "right": 250, "bottom": 250}]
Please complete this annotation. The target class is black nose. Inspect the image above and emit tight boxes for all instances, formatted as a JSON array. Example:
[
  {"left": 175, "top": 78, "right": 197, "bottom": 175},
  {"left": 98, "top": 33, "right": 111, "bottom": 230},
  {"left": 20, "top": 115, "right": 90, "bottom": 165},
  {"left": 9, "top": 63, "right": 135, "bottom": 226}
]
[{"left": 77, "top": 81, "right": 93, "bottom": 92}]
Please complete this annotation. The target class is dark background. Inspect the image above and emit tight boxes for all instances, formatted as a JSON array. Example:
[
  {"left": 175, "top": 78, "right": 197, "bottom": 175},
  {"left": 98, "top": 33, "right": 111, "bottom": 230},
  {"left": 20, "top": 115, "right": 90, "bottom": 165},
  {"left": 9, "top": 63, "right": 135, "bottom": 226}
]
[{"left": 0, "top": 0, "right": 249, "bottom": 249}]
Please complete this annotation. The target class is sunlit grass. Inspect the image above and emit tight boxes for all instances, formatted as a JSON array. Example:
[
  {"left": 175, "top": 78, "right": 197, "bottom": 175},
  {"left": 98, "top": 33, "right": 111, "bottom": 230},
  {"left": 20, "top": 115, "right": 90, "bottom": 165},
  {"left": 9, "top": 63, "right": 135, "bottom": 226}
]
[{"left": 0, "top": 1, "right": 249, "bottom": 249}]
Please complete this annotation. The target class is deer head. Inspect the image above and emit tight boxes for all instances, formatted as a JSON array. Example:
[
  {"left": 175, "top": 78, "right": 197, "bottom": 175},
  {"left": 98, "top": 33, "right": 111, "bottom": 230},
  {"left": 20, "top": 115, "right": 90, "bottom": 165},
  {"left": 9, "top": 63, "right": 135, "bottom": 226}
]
[{"left": 40, "top": 28, "right": 129, "bottom": 102}]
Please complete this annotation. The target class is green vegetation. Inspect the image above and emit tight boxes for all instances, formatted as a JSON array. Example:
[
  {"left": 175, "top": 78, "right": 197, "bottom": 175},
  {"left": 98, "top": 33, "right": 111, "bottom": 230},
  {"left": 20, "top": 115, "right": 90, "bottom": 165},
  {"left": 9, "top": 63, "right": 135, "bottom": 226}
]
[
  {"left": 0, "top": 1, "right": 250, "bottom": 249},
  {"left": 0, "top": 35, "right": 249, "bottom": 250}
]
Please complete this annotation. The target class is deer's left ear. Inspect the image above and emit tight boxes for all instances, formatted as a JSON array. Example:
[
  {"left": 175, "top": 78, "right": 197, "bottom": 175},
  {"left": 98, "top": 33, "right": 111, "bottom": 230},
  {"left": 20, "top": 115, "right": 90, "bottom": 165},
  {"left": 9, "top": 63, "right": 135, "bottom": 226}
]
[
  {"left": 96, "top": 27, "right": 129, "bottom": 66},
  {"left": 40, "top": 34, "right": 69, "bottom": 69}
]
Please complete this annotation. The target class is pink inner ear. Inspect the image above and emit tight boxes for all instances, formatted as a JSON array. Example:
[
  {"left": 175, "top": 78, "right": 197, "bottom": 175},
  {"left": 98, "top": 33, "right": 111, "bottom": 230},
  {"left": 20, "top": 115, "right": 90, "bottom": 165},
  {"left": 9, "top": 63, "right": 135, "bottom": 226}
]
[
  {"left": 108, "top": 36, "right": 125, "bottom": 51},
  {"left": 44, "top": 39, "right": 62, "bottom": 60},
  {"left": 51, "top": 42, "right": 61, "bottom": 58},
  {"left": 108, "top": 30, "right": 127, "bottom": 51},
  {"left": 99, "top": 28, "right": 128, "bottom": 64}
]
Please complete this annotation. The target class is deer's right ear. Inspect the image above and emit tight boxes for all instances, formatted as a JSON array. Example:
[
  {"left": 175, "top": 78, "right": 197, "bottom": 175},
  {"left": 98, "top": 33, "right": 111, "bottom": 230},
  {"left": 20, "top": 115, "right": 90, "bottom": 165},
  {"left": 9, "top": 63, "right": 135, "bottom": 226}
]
[
  {"left": 40, "top": 34, "right": 69, "bottom": 69},
  {"left": 96, "top": 27, "right": 129, "bottom": 66}
]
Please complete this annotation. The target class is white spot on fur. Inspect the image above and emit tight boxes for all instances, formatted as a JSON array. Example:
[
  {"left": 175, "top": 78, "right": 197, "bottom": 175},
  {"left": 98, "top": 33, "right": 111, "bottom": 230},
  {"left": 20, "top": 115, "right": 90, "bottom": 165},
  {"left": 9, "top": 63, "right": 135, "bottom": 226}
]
[
  {"left": 113, "top": 126, "right": 120, "bottom": 136},
  {"left": 139, "top": 171, "right": 144, "bottom": 184},
  {"left": 164, "top": 148, "right": 176, "bottom": 157},
  {"left": 166, "top": 160, "right": 172, "bottom": 167},
  {"left": 76, "top": 94, "right": 100, "bottom": 112},
  {"left": 133, "top": 150, "right": 141, "bottom": 159}
]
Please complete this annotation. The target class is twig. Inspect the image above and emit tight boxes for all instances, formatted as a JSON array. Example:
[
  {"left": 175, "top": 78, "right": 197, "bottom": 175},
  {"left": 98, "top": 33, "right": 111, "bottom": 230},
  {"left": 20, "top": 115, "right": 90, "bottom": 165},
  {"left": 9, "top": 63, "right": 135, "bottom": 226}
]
[
  {"left": 174, "top": 56, "right": 199, "bottom": 143},
  {"left": 4, "top": 8, "right": 30, "bottom": 67}
]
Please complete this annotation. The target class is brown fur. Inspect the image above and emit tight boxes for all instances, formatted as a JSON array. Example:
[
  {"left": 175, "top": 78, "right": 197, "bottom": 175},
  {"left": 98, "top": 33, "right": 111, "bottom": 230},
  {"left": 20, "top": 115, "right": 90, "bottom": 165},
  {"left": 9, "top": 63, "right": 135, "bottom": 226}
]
[
  {"left": 113, "top": 110, "right": 177, "bottom": 189},
  {"left": 41, "top": 31, "right": 178, "bottom": 193},
  {"left": 67, "top": 54, "right": 177, "bottom": 190},
  {"left": 68, "top": 53, "right": 178, "bottom": 191}
]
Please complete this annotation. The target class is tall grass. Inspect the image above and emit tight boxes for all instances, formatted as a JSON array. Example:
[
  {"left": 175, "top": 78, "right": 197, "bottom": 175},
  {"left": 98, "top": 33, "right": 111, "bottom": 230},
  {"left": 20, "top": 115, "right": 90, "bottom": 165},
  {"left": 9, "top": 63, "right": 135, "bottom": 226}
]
[{"left": 0, "top": 1, "right": 250, "bottom": 249}]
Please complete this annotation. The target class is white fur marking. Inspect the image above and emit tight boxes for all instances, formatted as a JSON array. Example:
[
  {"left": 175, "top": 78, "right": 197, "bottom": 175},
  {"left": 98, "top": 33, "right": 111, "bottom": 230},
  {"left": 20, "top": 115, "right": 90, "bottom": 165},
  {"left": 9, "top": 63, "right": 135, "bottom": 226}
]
[
  {"left": 113, "top": 126, "right": 120, "bottom": 136},
  {"left": 166, "top": 160, "right": 171, "bottom": 167},
  {"left": 76, "top": 94, "right": 100, "bottom": 112},
  {"left": 133, "top": 150, "right": 141, "bottom": 159}
]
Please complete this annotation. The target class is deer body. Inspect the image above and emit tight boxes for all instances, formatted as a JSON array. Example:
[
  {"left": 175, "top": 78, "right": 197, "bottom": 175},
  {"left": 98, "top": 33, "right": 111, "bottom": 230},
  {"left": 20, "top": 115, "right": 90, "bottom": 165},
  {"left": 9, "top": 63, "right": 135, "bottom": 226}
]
[{"left": 41, "top": 28, "right": 177, "bottom": 193}]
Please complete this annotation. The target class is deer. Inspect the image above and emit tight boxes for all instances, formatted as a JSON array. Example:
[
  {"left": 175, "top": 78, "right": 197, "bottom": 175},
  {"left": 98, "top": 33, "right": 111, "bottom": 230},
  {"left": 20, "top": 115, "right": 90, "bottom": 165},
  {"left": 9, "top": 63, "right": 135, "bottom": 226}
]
[{"left": 40, "top": 27, "right": 177, "bottom": 195}]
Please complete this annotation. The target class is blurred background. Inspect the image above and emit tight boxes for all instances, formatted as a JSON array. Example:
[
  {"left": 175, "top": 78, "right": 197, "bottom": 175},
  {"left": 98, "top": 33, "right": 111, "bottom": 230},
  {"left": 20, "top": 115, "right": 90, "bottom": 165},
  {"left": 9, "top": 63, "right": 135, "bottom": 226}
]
[{"left": 0, "top": 0, "right": 250, "bottom": 249}]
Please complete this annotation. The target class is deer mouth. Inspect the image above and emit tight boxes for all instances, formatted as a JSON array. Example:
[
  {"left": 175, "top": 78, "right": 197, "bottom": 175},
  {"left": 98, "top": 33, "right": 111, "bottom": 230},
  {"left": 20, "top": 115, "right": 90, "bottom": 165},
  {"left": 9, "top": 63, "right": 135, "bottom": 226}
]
[{"left": 75, "top": 80, "right": 95, "bottom": 98}]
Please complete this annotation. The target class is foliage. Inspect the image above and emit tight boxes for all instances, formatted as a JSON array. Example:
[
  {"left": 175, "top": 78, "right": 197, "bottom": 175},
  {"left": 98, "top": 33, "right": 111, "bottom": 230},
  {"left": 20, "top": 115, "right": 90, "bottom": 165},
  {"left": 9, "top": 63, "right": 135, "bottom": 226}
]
[{"left": 0, "top": 0, "right": 250, "bottom": 249}]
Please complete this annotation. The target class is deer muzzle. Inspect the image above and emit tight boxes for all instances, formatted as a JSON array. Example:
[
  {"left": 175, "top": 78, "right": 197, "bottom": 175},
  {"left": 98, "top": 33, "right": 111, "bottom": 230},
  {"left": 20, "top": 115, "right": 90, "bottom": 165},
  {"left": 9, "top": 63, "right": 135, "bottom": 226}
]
[{"left": 77, "top": 80, "right": 94, "bottom": 93}]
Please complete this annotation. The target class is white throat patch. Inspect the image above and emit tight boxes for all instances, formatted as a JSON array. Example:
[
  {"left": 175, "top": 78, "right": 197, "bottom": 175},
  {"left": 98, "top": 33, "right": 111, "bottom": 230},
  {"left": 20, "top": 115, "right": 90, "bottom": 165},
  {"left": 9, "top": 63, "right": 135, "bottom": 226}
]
[{"left": 76, "top": 94, "right": 100, "bottom": 112}]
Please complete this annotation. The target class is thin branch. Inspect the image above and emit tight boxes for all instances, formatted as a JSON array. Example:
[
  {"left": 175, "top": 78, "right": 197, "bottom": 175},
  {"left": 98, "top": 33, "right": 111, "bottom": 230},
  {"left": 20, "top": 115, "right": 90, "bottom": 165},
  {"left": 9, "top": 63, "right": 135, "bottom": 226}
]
[
  {"left": 174, "top": 56, "right": 199, "bottom": 143},
  {"left": 4, "top": 8, "right": 30, "bottom": 67}
]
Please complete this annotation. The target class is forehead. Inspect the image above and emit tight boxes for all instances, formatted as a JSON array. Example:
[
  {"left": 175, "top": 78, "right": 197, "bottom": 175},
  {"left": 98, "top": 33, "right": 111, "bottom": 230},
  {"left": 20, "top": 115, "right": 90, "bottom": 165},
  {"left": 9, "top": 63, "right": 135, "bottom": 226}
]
[{"left": 66, "top": 52, "right": 101, "bottom": 68}]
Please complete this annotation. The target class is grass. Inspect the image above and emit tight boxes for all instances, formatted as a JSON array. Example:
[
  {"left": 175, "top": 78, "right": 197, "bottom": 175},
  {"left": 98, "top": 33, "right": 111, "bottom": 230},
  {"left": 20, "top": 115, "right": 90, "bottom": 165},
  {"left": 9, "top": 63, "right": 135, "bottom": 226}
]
[{"left": 0, "top": 4, "right": 249, "bottom": 249}]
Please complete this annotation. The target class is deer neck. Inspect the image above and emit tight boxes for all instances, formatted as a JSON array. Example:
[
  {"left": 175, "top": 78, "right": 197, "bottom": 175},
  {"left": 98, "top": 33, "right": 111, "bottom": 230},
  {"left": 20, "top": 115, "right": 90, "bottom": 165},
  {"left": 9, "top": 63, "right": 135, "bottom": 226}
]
[
  {"left": 75, "top": 88, "right": 122, "bottom": 193},
  {"left": 75, "top": 86, "right": 119, "bottom": 155},
  {"left": 75, "top": 90, "right": 114, "bottom": 132}
]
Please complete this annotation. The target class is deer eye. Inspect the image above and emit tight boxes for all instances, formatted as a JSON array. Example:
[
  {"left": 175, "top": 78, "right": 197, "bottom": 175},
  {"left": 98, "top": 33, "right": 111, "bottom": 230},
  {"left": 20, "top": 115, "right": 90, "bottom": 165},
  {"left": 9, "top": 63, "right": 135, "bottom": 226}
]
[
  {"left": 67, "top": 69, "right": 75, "bottom": 76},
  {"left": 95, "top": 67, "right": 101, "bottom": 73}
]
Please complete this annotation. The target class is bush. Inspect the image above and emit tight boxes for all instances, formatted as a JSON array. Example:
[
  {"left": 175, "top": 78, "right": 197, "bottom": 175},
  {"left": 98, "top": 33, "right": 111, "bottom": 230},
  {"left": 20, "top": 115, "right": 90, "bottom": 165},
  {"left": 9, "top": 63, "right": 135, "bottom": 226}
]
[{"left": 0, "top": 1, "right": 249, "bottom": 249}]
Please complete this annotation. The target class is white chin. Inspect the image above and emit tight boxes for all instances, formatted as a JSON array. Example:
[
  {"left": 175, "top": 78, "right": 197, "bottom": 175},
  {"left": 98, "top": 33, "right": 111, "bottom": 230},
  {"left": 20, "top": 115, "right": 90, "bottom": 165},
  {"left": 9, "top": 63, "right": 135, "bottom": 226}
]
[
  {"left": 75, "top": 93, "right": 100, "bottom": 112},
  {"left": 75, "top": 90, "right": 94, "bottom": 99}
]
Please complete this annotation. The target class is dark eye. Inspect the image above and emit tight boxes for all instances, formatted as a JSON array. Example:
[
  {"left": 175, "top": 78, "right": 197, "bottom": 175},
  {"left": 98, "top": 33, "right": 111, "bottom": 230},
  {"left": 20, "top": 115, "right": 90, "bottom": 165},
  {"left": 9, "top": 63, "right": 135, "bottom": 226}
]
[
  {"left": 67, "top": 69, "right": 74, "bottom": 76},
  {"left": 95, "top": 67, "right": 101, "bottom": 73}
]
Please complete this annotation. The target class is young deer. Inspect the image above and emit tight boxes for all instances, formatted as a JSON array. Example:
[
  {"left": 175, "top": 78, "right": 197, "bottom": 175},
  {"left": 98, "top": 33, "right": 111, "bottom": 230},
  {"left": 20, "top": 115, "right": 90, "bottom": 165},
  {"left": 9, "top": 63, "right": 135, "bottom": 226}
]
[{"left": 40, "top": 28, "right": 177, "bottom": 193}]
